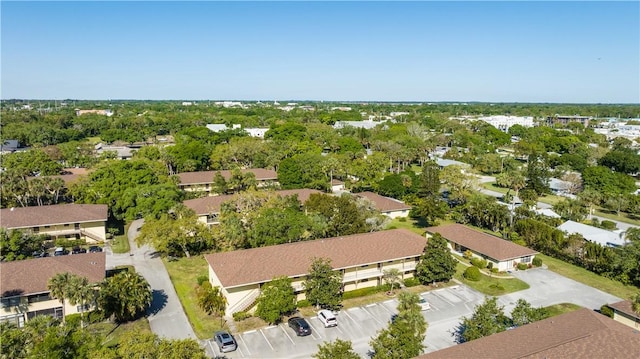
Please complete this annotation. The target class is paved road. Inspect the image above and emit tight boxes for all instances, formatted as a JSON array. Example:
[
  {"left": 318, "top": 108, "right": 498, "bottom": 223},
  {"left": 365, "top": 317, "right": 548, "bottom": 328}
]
[{"left": 106, "top": 219, "right": 197, "bottom": 341}]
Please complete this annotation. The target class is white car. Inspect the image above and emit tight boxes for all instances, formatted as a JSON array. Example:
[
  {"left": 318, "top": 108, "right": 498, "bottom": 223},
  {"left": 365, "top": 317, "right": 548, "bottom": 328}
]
[
  {"left": 419, "top": 298, "right": 431, "bottom": 311},
  {"left": 317, "top": 309, "right": 338, "bottom": 327}
]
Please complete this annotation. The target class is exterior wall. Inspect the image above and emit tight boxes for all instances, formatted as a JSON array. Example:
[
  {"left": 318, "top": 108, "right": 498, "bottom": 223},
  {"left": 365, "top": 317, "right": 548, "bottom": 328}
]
[
  {"left": 383, "top": 209, "right": 410, "bottom": 219},
  {"left": 1, "top": 293, "right": 94, "bottom": 327},
  {"left": 613, "top": 311, "right": 640, "bottom": 329},
  {"left": 25, "top": 220, "right": 106, "bottom": 243},
  {"left": 211, "top": 256, "right": 421, "bottom": 315}
]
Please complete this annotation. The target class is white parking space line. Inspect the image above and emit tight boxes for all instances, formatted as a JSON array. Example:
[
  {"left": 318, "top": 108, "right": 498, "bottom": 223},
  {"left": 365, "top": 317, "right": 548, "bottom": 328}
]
[
  {"left": 362, "top": 306, "right": 384, "bottom": 325},
  {"left": 432, "top": 291, "right": 455, "bottom": 305},
  {"left": 280, "top": 325, "right": 295, "bottom": 345},
  {"left": 208, "top": 341, "right": 218, "bottom": 357},
  {"left": 307, "top": 321, "right": 322, "bottom": 339},
  {"left": 238, "top": 335, "right": 252, "bottom": 356},
  {"left": 260, "top": 329, "right": 275, "bottom": 351}
]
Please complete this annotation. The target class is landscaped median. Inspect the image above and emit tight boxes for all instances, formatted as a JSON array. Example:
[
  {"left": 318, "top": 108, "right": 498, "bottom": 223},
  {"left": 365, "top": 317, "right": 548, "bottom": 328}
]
[{"left": 453, "top": 262, "right": 530, "bottom": 296}]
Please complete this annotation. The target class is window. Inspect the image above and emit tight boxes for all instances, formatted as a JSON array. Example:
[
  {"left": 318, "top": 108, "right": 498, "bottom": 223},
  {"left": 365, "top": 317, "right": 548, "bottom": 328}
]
[
  {"left": 44, "top": 225, "right": 51, "bottom": 229},
  {"left": 77, "top": 304, "right": 91, "bottom": 312},
  {"left": 1, "top": 297, "right": 20, "bottom": 308},
  {"left": 28, "top": 293, "right": 51, "bottom": 304},
  {"left": 32, "top": 227, "right": 39, "bottom": 233},
  {"left": 74, "top": 223, "right": 80, "bottom": 230},
  {"left": 522, "top": 256, "right": 532, "bottom": 263}
]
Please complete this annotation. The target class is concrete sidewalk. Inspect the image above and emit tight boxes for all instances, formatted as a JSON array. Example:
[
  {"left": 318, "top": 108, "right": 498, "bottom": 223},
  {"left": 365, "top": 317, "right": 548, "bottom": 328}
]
[{"left": 106, "top": 219, "right": 198, "bottom": 341}]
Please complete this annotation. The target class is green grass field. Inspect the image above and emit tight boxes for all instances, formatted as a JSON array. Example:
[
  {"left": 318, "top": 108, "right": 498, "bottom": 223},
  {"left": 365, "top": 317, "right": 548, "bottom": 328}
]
[
  {"left": 454, "top": 262, "right": 530, "bottom": 296},
  {"left": 110, "top": 222, "right": 131, "bottom": 254},
  {"left": 89, "top": 318, "right": 152, "bottom": 347},
  {"left": 163, "top": 255, "right": 225, "bottom": 339},
  {"left": 537, "top": 254, "right": 638, "bottom": 300}
]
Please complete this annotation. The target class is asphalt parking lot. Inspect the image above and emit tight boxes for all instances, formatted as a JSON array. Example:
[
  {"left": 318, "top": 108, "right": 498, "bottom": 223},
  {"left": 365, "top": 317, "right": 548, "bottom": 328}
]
[{"left": 205, "top": 284, "right": 487, "bottom": 358}]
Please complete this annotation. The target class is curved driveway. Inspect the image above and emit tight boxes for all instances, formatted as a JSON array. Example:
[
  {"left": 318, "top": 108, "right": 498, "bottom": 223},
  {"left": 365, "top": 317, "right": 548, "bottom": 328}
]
[{"left": 106, "top": 219, "right": 197, "bottom": 340}]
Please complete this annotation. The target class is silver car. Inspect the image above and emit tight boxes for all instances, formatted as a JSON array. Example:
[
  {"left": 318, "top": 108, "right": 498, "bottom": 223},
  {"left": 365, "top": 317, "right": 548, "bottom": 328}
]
[{"left": 214, "top": 330, "right": 237, "bottom": 353}]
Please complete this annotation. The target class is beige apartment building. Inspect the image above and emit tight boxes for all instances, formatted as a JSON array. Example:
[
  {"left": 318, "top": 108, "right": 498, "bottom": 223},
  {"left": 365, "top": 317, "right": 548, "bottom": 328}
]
[
  {"left": 204, "top": 229, "right": 427, "bottom": 315},
  {"left": 177, "top": 168, "right": 278, "bottom": 194}
]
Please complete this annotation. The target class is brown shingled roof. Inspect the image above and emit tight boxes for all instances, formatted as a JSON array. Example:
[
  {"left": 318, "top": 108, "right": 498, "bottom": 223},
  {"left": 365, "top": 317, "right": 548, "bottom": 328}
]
[
  {"left": 0, "top": 204, "right": 108, "bottom": 229},
  {"left": 1, "top": 252, "right": 106, "bottom": 297},
  {"left": 426, "top": 223, "right": 537, "bottom": 261},
  {"left": 177, "top": 168, "right": 277, "bottom": 185},
  {"left": 355, "top": 192, "right": 411, "bottom": 212},
  {"left": 204, "top": 229, "right": 426, "bottom": 288},
  {"left": 608, "top": 300, "right": 640, "bottom": 320},
  {"left": 420, "top": 308, "right": 640, "bottom": 359},
  {"left": 184, "top": 189, "right": 322, "bottom": 215}
]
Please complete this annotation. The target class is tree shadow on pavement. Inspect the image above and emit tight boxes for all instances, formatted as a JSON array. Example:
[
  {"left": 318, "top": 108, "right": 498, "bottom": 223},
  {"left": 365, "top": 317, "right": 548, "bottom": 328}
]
[{"left": 147, "top": 289, "right": 168, "bottom": 316}]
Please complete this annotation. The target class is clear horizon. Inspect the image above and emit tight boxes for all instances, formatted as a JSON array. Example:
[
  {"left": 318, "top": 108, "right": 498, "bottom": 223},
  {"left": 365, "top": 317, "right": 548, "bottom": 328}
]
[{"left": 2, "top": 1, "right": 639, "bottom": 104}]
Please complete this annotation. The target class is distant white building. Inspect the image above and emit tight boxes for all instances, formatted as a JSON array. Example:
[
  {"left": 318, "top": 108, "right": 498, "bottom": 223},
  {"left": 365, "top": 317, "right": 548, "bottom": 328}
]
[
  {"left": 333, "top": 119, "right": 387, "bottom": 130},
  {"left": 181, "top": 101, "right": 193, "bottom": 106},
  {"left": 206, "top": 124, "right": 229, "bottom": 133},
  {"left": 214, "top": 101, "right": 244, "bottom": 108},
  {"left": 557, "top": 220, "right": 626, "bottom": 248},
  {"left": 477, "top": 115, "right": 535, "bottom": 132},
  {"left": 244, "top": 128, "right": 269, "bottom": 138}
]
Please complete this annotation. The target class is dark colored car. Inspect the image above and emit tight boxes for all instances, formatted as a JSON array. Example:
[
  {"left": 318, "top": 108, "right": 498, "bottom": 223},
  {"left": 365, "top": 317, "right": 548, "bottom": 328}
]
[
  {"left": 32, "top": 251, "right": 49, "bottom": 258},
  {"left": 288, "top": 317, "right": 312, "bottom": 336},
  {"left": 88, "top": 246, "right": 103, "bottom": 253},
  {"left": 54, "top": 247, "right": 69, "bottom": 256},
  {"left": 213, "top": 331, "right": 237, "bottom": 353},
  {"left": 71, "top": 246, "right": 87, "bottom": 254}
]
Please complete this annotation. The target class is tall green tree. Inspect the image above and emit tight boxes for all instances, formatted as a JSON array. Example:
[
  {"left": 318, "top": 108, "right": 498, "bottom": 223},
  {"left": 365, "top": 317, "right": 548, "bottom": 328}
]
[
  {"left": 370, "top": 291, "right": 427, "bottom": 358},
  {"left": 98, "top": 272, "right": 152, "bottom": 323},
  {"left": 415, "top": 233, "right": 456, "bottom": 284},
  {"left": 255, "top": 276, "right": 297, "bottom": 324},
  {"left": 67, "top": 276, "right": 98, "bottom": 328},
  {"left": 303, "top": 258, "right": 343, "bottom": 311},
  {"left": 313, "top": 339, "right": 360, "bottom": 359},
  {"left": 305, "top": 193, "right": 367, "bottom": 237},
  {"left": 510, "top": 298, "right": 547, "bottom": 327},
  {"left": 454, "top": 296, "right": 509, "bottom": 343}
]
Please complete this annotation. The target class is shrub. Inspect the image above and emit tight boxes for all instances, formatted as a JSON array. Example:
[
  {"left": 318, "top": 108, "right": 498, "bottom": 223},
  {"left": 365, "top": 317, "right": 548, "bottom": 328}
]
[
  {"left": 403, "top": 277, "right": 420, "bottom": 287},
  {"left": 489, "top": 283, "right": 505, "bottom": 291},
  {"left": 196, "top": 274, "right": 209, "bottom": 286},
  {"left": 471, "top": 257, "right": 487, "bottom": 269},
  {"left": 463, "top": 250, "right": 473, "bottom": 260},
  {"left": 487, "top": 262, "right": 493, "bottom": 270},
  {"left": 398, "top": 217, "right": 407, "bottom": 222},
  {"left": 517, "top": 262, "right": 528, "bottom": 270},
  {"left": 532, "top": 257, "right": 542, "bottom": 267},
  {"left": 232, "top": 311, "right": 251, "bottom": 321},
  {"left": 342, "top": 284, "right": 390, "bottom": 300},
  {"left": 464, "top": 266, "right": 481, "bottom": 281},
  {"left": 600, "top": 220, "right": 617, "bottom": 230},
  {"left": 491, "top": 268, "right": 499, "bottom": 273},
  {"left": 296, "top": 299, "right": 311, "bottom": 308},
  {"left": 600, "top": 305, "right": 614, "bottom": 318}
]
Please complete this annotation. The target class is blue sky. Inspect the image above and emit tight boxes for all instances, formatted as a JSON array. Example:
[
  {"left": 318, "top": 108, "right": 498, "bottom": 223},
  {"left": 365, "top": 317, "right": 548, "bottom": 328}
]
[{"left": 1, "top": 1, "right": 639, "bottom": 103}]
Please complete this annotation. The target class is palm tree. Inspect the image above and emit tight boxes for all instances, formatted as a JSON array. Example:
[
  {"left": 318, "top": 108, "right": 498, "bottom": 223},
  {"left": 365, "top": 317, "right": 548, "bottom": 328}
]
[
  {"left": 99, "top": 271, "right": 152, "bottom": 322},
  {"left": 67, "top": 276, "right": 97, "bottom": 328},
  {"left": 47, "top": 272, "right": 74, "bottom": 324}
]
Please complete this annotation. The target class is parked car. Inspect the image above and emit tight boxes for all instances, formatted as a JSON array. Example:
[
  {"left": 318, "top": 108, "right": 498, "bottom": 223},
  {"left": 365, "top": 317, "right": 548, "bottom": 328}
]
[
  {"left": 54, "top": 247, "right": 69, "bottom": 256},
  {"left": 71, "top": 246, "right": 87, "bottom": 254},
  {"left": 213, "top": 331, "right": 237, "bottom": 353},
  {"left": 288, "top": 317, "right": 312, "bottom": 336},
  {"left": 419, "top": 298, "right": 431, "bottom": 311},
  {"left": 88, "top": 246, "right": 103, "bottom": 253},
  {"left": 317, "top": 309, "right": 337, "bottom": 328},
  {"left": 32, "top": 251, "right": 49, "bottom": 258}
]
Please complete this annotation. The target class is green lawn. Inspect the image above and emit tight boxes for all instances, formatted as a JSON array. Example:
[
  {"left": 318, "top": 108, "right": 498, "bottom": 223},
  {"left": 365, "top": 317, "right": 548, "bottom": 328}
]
[
  {"left": 592, "top": 209, "right": 640, "bottom": 227},
  {"left": 543, "top": 302, "right": 582, "bottom": 317},
  {"left": 88, "top": 318, "right": 152, "bottom": 347},
  {"left": 111, "top": 235, "right": 130, "bottom": 254},
  {"left": 163, "top": 255, "right": 224, "bottom": 339},
  {"left": 454, "top": 262, "right": 530, "bottom": 296},
  {"left": 537, "top": 254, "right": 638, "bottom": 300},
  {"left": 386, "top": 217, "right": 428, "bottom": 235},
  {"left": 481, "top": 182, "right": 508, "bottom": 194}
]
